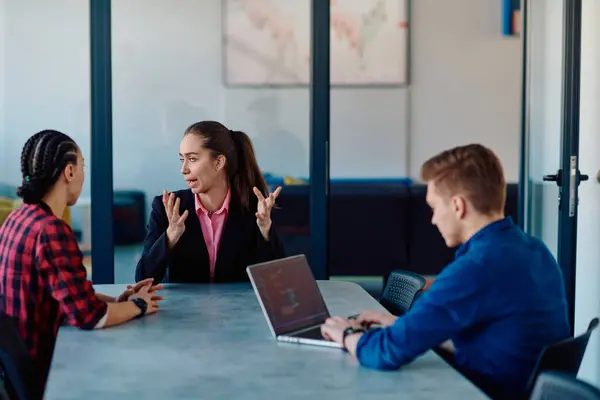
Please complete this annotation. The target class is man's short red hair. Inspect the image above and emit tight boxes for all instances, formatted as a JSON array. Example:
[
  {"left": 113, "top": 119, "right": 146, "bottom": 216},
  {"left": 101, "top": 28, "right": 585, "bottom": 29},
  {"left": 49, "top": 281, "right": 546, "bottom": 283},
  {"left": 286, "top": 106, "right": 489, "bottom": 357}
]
[{"left": 420, "top": 144, "right": 506, "bottom": 215}]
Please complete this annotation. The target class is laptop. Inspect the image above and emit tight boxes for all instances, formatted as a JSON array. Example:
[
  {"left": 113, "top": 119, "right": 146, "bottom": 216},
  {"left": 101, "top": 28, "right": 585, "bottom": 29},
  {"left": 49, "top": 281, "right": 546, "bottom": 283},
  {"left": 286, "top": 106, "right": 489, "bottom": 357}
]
[{"left": 247, "top": 254, "right": 349, "bottom": 348}]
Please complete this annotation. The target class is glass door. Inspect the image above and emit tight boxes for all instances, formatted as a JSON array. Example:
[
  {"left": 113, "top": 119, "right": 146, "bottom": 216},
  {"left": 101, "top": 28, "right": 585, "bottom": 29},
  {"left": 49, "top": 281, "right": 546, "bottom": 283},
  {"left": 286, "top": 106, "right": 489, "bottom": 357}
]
[
  {"left": 573, "top": 0, "right": 600, "bottom": 385},
  {"left": 521, "top": 0, "right": 589, "bottom": 330}
]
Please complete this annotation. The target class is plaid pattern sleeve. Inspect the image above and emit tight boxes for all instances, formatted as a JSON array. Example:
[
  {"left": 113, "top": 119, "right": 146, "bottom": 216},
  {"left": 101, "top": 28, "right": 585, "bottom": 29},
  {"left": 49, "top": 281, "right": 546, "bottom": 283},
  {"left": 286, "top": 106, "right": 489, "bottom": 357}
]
[{"left": 36, "top": 219, "right": 107, "bottom": 330}]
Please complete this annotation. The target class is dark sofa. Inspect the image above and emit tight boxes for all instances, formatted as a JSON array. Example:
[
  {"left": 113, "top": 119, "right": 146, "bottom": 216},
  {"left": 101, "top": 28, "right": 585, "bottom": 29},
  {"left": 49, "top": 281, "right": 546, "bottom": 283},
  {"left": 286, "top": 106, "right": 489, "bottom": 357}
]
[{"left": 273, "top": 181, "right": 519, "bottom": 279}]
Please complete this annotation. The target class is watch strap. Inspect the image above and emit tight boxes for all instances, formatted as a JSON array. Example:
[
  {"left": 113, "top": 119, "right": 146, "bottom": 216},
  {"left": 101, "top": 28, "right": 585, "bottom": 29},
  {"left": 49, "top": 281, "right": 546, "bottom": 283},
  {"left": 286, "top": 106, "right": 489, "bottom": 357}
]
[
  {"left": 342, "top": 326, "right": 365, "bottom": 350},
  {"left": 131, "top": 298, "right": 147, "bottom": 318}
]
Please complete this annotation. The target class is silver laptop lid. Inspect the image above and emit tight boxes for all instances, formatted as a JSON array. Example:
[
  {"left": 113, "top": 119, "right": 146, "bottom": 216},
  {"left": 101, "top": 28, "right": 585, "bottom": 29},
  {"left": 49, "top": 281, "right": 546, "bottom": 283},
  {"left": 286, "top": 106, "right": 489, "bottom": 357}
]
[{"left": 247, "top": 255, "right": 330, "bottom": 337}]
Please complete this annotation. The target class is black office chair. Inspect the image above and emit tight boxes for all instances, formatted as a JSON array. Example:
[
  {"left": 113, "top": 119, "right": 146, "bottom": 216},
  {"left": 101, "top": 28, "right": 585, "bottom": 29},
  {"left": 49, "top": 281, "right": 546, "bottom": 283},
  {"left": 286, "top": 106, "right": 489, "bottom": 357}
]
[
  {"left": 525, "top": 317, "right": 599, "bottom": 396},
  {"left": 0, "top": 313, "right": 42, "bottom": 400},
  {"left": 529, "top": 371, "right": 600, "bottom": 400},
  {"left": 380, "top": 270, "right": 427, "bottom": 315}
]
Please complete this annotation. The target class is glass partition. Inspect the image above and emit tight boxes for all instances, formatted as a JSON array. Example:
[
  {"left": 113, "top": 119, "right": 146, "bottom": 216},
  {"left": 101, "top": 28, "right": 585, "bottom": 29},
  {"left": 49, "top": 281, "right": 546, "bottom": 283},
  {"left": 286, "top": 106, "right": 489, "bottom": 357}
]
[
  {"left": 0, "top": 0, "right": 93, "bottom": 275},
  {"left": 111, "top": 0, "right": 311, "bottom": 282},
  {"left": 328, "top": 0, "right": 410, "bottom": 296}
]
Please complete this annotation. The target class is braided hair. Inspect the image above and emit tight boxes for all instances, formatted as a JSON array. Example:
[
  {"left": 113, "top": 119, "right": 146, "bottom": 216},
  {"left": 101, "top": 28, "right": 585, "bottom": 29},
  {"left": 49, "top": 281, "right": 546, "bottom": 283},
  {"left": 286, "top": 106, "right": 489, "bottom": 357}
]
[{"left": 17, "top": 130, "right": 79, "bottom": 204}]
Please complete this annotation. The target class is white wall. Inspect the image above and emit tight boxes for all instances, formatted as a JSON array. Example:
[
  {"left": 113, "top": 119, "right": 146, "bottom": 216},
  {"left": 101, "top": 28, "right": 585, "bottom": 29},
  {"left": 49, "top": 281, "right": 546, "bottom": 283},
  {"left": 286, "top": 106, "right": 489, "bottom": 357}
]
[
  {"left": 110, "top": 0, "right": 412, "bottom": 197},
  {"left": 2, "top": 0, "right": 522, "bottom": 206},
  {"left": 2, "top": 0, "right": 90, "bottom": 197},
  {"left": 575, "top": 0, "right": 600, "bottom": 386},
  {"left": 409, "top": 0, "right": 521, "bottom": 180},
  {"left": 0, "top": 0, "right": 6, "bottom": 184}
]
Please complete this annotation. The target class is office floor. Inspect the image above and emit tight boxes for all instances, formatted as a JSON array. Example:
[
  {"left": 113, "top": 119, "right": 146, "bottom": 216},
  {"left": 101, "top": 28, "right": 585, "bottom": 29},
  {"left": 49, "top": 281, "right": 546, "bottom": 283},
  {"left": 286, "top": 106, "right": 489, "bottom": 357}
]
[{"left": 83, "top": 245, "right": 385, "bottom": 300}]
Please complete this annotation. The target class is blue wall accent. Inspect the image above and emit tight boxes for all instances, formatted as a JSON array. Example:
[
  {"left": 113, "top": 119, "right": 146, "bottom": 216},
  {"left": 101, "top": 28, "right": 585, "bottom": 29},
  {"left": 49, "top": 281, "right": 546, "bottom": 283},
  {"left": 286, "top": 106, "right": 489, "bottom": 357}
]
[{"left": 502, "top": 0, "right": 520, "bottom": 36}]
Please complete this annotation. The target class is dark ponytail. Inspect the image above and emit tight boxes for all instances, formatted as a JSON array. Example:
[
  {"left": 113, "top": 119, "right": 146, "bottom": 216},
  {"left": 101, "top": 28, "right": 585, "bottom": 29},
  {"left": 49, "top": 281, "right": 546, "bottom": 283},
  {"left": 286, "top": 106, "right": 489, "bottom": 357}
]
[
  {"left": 17, "top": 130, "right": 79, "bottom": 204},
  {"left": 229, "top": 130, "right": 267, "bottom": 209},
  {"left": 184, "top": 121, "right": 267, "bottom": 210}
]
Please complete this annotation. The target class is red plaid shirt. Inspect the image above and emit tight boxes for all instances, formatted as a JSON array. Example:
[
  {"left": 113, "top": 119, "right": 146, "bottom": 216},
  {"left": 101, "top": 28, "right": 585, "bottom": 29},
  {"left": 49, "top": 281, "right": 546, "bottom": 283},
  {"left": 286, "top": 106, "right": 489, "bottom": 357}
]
[{"left": 0, "top": 202, "right": 107, "bottom": 384}]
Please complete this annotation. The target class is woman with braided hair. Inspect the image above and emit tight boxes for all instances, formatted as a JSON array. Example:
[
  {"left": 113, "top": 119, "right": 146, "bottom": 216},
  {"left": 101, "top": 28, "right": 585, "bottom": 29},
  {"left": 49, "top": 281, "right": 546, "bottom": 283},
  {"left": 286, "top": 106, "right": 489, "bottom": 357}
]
[
  {"left": 135, "top": 120, "right": 285, "bottom": 284},
  {"left": 0, "top": 130, "right": 164, "bottom": 393}
]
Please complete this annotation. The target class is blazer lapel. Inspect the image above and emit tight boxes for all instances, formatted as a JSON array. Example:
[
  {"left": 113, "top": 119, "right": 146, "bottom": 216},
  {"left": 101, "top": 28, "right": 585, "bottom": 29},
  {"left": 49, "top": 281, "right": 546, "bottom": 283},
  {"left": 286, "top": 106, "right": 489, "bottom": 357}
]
[
  {"left": 215, "top": 205, "right": 246, "bottom": 275},
  {"left": 181, "top": 190, "right": 210, "bottom": 266}
]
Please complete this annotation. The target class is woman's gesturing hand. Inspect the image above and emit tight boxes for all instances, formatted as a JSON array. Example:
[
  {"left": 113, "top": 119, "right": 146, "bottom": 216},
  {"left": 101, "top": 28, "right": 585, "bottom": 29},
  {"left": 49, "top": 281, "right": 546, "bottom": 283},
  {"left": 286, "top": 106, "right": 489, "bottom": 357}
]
[
  {"left": 253, "top": 186, "right": 281, "bottom": 240},
  {"left": 163, "top": 190, "right": 189, "bottom": 248}
]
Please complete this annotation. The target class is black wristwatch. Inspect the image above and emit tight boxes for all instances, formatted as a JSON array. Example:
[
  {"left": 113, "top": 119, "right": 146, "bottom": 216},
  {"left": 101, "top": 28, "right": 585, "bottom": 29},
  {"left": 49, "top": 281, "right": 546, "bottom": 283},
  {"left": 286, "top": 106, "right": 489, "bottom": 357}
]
[
  {"left": 131, "top": 298, "right": 147, "bottom": 318},
  {"left": 342, "top": 326, "right": 365, "bottom": 350}
]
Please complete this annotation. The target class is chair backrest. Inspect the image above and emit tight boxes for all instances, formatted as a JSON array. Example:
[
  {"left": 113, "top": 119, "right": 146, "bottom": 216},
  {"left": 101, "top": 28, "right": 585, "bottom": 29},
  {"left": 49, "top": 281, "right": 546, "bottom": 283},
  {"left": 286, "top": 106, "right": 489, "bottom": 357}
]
[
  {"left": 380, "top": 270, "right": 427, "bottom": 315},
  {"left": 529, "top": 371, "right": 600, "bottom": 400},
  {"left": 0, "top": 313, "right": 41, "bottom": 400},
  {"left": 526, "top": 317, "right": 599, "bottom": 393}
]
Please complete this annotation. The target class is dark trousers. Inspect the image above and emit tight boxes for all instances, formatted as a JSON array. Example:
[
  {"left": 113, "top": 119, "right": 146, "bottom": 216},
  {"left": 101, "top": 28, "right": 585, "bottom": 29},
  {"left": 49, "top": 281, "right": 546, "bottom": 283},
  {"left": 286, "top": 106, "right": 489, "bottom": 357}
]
[{"left": 434, "top": 346, "right": 523, "bottom": 400}]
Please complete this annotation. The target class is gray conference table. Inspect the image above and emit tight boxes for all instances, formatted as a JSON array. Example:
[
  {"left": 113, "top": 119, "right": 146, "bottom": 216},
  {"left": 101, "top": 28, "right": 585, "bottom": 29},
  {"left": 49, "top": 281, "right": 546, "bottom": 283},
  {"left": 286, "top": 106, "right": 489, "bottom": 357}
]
[{"left": 44, "top": 281, "right": 486, "bottom": 399}]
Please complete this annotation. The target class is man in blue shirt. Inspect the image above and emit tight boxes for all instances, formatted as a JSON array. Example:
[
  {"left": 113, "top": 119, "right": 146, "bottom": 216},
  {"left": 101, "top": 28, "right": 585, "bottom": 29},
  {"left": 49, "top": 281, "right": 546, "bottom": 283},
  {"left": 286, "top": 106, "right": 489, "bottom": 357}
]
[{"left": 321, "top": 144, "right": 570, "bottom": 399}]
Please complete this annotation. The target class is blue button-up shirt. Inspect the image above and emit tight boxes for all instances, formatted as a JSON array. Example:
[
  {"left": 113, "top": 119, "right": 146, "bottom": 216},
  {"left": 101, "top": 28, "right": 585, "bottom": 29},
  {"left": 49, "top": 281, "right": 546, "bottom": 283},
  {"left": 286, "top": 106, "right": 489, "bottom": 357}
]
[{"left": 356, "top": 217, "right": 570, "bottom": 394}]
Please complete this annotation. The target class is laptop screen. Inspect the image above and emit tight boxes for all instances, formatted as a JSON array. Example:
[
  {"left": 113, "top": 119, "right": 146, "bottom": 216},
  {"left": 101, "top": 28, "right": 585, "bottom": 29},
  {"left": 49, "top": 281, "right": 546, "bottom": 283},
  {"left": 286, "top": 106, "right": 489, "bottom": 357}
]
[{"left": 248, "top": 255, "right": 330, "bottom": 336}]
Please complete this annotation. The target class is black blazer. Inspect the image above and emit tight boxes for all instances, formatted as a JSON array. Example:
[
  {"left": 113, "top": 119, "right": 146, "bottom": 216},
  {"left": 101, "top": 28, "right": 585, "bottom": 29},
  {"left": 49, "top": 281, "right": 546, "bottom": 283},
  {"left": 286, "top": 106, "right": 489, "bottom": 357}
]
[{"left": 135, "top": 189, "right": 285, "bottom": 283}]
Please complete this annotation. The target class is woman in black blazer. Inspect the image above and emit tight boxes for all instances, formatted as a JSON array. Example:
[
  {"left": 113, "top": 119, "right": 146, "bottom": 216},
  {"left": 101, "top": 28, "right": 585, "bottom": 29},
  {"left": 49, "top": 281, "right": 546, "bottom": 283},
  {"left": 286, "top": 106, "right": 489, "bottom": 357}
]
[{"left": 135, "top": 121, "right": 285, "bottom": 284}]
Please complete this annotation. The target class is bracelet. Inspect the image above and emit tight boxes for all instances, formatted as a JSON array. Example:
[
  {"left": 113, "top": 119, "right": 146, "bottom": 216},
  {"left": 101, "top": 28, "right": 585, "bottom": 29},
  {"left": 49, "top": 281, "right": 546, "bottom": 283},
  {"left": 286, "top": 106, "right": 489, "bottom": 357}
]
[{"left": 342, "top": 327, "right": 365, "bottom": 350}]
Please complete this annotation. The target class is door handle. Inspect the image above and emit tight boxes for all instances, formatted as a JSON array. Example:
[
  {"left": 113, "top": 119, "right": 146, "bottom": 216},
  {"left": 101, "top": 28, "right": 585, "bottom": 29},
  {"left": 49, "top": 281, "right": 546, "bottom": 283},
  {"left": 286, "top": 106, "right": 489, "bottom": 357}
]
[
  {"left": 543, "top": 169, "right": 588, "bottom": 186},
  {"left": 543, "top": 170, "right": 563, "bottom": 186}
]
